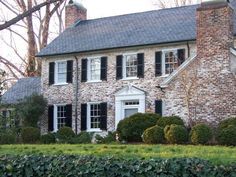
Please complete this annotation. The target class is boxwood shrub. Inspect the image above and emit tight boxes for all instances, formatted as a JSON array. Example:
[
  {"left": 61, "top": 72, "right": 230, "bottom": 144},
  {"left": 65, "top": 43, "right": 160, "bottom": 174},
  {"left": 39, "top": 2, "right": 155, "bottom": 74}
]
[
  {"left": 95, "top": 132, "right": 116, "bottom": 144},
  {"left": 0, "top": 155, "right": 235, "bottom": 177},
  {"left": 143, "top": 125, "right": 164, "bottom": 144},
  {"left": 69, "top": 131, "right": 93, "bottom": 144},
  {"left": 57, "top": 126, "right": 75, "bottom": 142},
  {"left": 217, "top": 125, "right": 236, "bottom": 146},
  {"left": 164, "top": 124, "right": 188, "bottom": 144},
  {"left": 157, "top": 116, "right": 184, "bottom": 127},
  {"left": 0, "top": 132, "right": 16, "bottom": 144},
  {"left": 218, "top": 117, "right": 236, "bottom": 131},
  {"left": 40, "top": 133, "right": 56, "bottom": 144},
  {"left": 190, "top": 124, "right": 213, "bottom": 145},
  {"left": 117, "top": 113, "right": 160, "bottom": 142},
  {"left": 21, "top": 127, "right": 40, "bottom": 144}
]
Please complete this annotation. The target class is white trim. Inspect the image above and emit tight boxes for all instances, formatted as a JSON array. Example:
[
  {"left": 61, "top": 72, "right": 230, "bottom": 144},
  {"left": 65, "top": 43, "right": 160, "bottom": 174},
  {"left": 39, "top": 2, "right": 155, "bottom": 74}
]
[
  {"left": 54, "top": 60, "right": 67, "bottom": 85},
  {"left": 115, "top": 85, "right": 145, "bottom": 129},
  {"left": 230, "top": 48, "right": 236, "bottom": 56},
  {"left": 122, "top": 53, "right": 138, "bottom": 79},
  {"left": 87, "top": 57, "right": 102, "bottom": 82},
  {"left": 160, "top": 55, "right": 197, "bottom": 87},
  {"left": 53, "top": 103, "right": 67, "bottom": 132},
  {"left": 87, "top": 102, "right": 102, "bottom": 132}
]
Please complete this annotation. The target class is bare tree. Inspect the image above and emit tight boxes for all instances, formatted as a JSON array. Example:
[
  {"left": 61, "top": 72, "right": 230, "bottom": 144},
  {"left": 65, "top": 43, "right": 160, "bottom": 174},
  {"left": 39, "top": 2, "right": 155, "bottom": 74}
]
[
  {"left": 179, "top": 61, "right": 199, "bottom": 127},
  {"left": 153, "top": 0, "right": 200, "bottom": 8},
  {"left": 0, "top": 0, "right": 68, "bottom": 78}
]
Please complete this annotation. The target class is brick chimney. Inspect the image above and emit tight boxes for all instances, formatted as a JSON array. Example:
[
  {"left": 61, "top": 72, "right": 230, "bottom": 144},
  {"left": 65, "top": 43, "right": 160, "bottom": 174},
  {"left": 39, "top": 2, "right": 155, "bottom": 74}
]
[
  {"left": 65, "top": 0, "right": 87, "bottom": 28},
  {"left": 196, "top": 0, "right": 234, "bottom": 57}
]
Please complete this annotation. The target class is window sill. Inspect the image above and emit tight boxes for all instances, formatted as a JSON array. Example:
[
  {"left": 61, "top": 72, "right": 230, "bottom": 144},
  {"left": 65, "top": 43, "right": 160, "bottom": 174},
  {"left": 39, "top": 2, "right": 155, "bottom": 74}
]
[
  {"left": 159, "top": 74, "right": 169, "bottom": 78},
  {"left": 86, "top": 129, "right": 102, "bottom": 132},
  {"left": 86, "top": 80, "right": 102, "bottom": 83},
  {"left": 121, "top": 77, "right": 139, "bottom": 81},
  {"left": 53, "top": 83, "right": 69, "bottom": 86}
]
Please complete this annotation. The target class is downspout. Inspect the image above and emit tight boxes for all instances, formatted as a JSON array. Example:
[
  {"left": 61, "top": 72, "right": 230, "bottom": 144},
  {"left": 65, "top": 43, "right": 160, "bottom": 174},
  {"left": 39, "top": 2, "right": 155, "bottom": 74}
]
[
  {"left": 74, "top": 56, "right": 79, "bottom": 134},
  {"left": 187, "top": 41, "right": 190, "bottom": 58}
]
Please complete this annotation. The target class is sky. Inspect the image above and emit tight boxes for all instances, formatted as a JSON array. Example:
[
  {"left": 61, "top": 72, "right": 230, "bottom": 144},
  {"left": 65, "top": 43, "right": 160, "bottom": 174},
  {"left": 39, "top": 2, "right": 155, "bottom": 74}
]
[{"left": 81, "top": 0, "right": 157, "bottom": 19}]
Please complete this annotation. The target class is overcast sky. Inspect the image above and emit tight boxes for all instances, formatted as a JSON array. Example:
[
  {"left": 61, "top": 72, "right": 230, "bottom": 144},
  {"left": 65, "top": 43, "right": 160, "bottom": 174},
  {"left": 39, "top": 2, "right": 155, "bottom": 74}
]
[{"left": 82, "top": 0, "right": 157, "bottom": 19}]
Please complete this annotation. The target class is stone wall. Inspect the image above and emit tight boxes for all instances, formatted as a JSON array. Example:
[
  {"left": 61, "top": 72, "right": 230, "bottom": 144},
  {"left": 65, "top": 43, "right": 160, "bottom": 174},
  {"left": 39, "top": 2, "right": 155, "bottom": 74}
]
[
  {"left": 164, "top": 2, "right": 236, "bottom": 127},
  {"left": 41, "top": 43, "right": 196, "bottom": 133}
]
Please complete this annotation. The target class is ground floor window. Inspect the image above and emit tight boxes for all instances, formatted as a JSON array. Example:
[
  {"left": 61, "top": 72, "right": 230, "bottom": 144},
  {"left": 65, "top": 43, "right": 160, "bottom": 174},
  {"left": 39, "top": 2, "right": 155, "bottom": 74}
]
[
  {"left": 56, "top": 105, "right": 66, "bottom": 130},
  {"left": 89, "top": 103, "right": 101, "bottom": 129}
]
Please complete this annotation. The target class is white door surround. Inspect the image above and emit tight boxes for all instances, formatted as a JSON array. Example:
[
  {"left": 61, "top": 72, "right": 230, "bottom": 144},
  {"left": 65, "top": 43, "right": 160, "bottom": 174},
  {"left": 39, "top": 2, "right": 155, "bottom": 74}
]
[{"left": 115, "top": 85, "right": 145, "bottom": 128}]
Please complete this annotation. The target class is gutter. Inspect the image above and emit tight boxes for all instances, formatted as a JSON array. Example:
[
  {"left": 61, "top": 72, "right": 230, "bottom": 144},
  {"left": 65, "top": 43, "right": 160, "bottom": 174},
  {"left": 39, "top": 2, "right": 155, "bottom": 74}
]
[{"left": 74, "top": 56, "right": 79, "bottom": 134}]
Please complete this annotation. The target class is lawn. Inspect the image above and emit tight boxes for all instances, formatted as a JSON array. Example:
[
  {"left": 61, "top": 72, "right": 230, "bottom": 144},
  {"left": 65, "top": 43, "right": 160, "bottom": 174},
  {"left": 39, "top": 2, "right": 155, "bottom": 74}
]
[{"left": 0, "top": 144, "right": 235, "bottom": 165}]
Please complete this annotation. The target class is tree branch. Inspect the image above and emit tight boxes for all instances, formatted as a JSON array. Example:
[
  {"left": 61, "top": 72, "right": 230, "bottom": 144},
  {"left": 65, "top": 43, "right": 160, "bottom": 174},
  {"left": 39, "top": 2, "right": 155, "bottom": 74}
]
[{"left": 0, "top": 0, "right": 63, "bottom": 31}]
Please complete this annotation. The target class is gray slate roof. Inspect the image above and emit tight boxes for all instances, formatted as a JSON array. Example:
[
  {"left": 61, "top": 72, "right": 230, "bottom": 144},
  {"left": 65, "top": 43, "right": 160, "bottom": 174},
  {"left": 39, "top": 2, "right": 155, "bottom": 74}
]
[
  {"left": 1, "top": 77, "right": 41, "bottom": 105},
  {"left": 37, "top": 1, "right": 236, "bottom": 57}
]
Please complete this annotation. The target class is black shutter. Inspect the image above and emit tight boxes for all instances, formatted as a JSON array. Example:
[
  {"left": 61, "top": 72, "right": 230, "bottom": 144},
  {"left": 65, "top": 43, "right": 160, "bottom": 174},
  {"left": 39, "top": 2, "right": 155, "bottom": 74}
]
[
  {"left": 155, "top": 100, "right": 163, "bottom": 116},
  {"left": 65, "top": 104, "right": 72, "bottom": 128},
  {"left": 81, "top": 59, "right": 87, "bottom": 82},
  {"left": 116, "top": 55, "right": 123, "bottom": 80},
  {"left": 100, "top": 102, "right": 107, "bottom": 131},
  {"left": 155, "top": 52, "right": 162, "bottom": 77},
  {"left": 177, "top": 49, "right": 186, "bottom": 65},
  {"left": 67, "top": 60, "right": 73, "bottom": 83},
  {"left": 137, "top": 53, "right": 144, "bottom": 78},
  {"left": 49, "top": 62, "right": 55, "bottom": 85},
  {"left": 81, "top": 104, "right": 87, "bottom": 131},
  {"left": 101, "top": 56, "right": 107, "bottom": 81},
  {"left": 48, "top": 105, "right": 54, "bottom": 131}
]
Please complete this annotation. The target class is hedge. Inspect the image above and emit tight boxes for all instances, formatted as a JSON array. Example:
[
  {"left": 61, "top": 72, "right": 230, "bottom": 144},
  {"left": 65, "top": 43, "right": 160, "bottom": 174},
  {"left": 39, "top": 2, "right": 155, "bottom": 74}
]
[{"left": 0, "top": 155, "right": 236, "bottom": 177}]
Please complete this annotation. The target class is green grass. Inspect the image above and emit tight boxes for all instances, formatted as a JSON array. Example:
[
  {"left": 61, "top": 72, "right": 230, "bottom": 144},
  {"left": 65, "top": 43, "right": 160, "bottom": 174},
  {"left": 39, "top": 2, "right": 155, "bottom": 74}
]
[{"left": 0, "top": 144, "right": 235, "bottom": 165}]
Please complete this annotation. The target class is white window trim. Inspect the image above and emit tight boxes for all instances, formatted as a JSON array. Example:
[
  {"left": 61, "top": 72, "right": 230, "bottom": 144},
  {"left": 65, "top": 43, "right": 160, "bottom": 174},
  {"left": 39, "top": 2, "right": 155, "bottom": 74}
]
[
  {"left": 53, "top": 104, "right": 67, "bottom": 132},
  {"left": 87, "top": 56, "right": 102, "bottom": 83},
  {"left": 122, "top": 53, "right": 138, "bottom": 80},
  {"left": 54, "top": 60, "right": 68, "bottom": 85},
  {"left": 87, "top": 102, "right": 102, "bottom": 132},
  {"left": 161, "top": 48, "right": 179, "bottom": 76}
]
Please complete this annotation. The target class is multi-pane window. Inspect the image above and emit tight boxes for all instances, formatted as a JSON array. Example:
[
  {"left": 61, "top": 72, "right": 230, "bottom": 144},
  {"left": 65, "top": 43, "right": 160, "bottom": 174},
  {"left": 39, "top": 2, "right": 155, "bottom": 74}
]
[
  {"left": 89, "top": 58, "right": 101, "bottom": 81},
  {"left": 164, "top": 50, "right": 178, "bottom": 75},
  {"left": 57, "top": 105, "right": 66, "bottom": 129},
  {"left": 57, "top": 61, "right": 67, "bottom": 83},
  {"left": 124, "top": 54, "right": 138, "bottom": 78},
  {"left": 90, "top": 104, "right": 101, "bottom": 129}
]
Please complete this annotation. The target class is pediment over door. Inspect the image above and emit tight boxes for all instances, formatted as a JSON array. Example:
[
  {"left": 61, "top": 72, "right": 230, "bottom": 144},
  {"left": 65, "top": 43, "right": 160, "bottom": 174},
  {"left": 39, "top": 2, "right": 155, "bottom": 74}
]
[{"left": 115, "top": 85, "right": 146, "bottom": 97}]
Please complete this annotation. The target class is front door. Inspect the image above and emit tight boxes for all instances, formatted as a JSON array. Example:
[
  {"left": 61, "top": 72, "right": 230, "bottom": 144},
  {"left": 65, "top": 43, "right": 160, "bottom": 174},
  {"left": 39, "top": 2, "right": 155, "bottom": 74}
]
[{"left": 122, "top": 100, "right": 139, "bottom": 119}]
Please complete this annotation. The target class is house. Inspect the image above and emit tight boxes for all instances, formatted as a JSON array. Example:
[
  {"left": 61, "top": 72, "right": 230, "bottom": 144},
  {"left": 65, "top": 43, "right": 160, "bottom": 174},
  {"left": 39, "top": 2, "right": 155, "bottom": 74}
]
[
  {"left": 0, "top": 77, "right": 41, "bottom": 127},
  {"left": 37, "top": 0, "right": 236, "bottom": 134}
]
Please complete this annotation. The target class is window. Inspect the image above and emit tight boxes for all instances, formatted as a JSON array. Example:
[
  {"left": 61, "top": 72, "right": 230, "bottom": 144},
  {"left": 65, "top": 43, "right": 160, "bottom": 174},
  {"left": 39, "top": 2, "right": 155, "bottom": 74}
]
[
  {"left": 160, "top": 49, "right": 186, "bottom": 76},
  {"left": 56, "top": 105, "right": 66, "bottom": 130},
  {"left": 89, "top": 57, "right": 101, "bottom": 81},
  {"left": 89, "top": 103, "right": 101, "bottom": 129},
  {"left": 56, "top": 61, "right": 67, "bottom": 84},
  {"left": 123, "top": 100, "right": 140, "bottom": 118},
  {"left": 123, "top": 54, "right": 138, "bottom": 78},
  {"left": 164, "top": 50, "right": 178, "bottom": 75}
]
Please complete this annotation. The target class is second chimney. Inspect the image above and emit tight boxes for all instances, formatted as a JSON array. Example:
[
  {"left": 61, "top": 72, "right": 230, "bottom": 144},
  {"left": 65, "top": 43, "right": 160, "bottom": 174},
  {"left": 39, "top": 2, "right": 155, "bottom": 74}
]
[{"left": 65, "top": 0, "right": 87, "bottom": 28}]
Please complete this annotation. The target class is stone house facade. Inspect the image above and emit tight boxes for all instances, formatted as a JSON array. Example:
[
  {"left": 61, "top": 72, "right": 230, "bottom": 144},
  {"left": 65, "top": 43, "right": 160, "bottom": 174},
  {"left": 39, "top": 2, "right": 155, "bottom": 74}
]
[{"left": 37, "top": 0, "right": 236, "bottom": 134}]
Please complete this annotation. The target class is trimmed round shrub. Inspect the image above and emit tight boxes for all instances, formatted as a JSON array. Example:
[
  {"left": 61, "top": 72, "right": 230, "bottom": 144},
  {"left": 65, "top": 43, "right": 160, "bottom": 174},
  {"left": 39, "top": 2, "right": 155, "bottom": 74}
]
[
  {"left": 40, "top": 133, "right": 56, "bottom": 144},
  {"left": 190, "top": 124, "right": 212, "bottom": 145},
  {"left": 217, "top": 125, "right": 236, "bottom": 146},
  {"left": 21, "top": 127, "right": 40, "bottom": 143},
  {"left": 143, "top": 125, "right": 164, "bottom": 144},
  {"left": 0, "top": 132, "right": 16, "bottom": 144},
  {"left": 117, "top": 113, "right": 161, "bottom": 142},
  {"left": 218, "top": 117, "right": 236, "bottom": 131},
  {"left": 69, "top": 132, "right": 93, "bottom": 144},
  {"left": 164, "top": 124, "right": 188, "bottom": 144},
  {"left": 57, "top": 127, "right": 75, "bottom": 142},
  {"left": 157, "top": 116, "right": 184, "bottom": 128}
]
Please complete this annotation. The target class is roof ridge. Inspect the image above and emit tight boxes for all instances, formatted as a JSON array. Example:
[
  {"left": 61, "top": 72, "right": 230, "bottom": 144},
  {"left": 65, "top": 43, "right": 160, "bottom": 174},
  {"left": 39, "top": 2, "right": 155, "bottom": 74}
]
[{"left": 76, "top": 3, "right": 200, "bottom": 25}]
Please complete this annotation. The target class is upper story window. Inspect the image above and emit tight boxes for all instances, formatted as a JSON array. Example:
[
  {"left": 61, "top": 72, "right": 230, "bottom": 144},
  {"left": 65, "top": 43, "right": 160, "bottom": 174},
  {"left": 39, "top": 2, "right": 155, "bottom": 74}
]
[
  {"left": 155, "top": 49, "right": 186, "bottom": 77},
  {"left": 56, "top": 61, "right": 67, "bottom": 83},
  {"left": 88, "top": 57, "right": 101, "bottom": 81},
  {"left": 116, "top": 53, "right": 144, "bottom": 80},
  {"left": 81, "top": 57, "right": 107, "bottom": 82},
  {"left": 123, "top": 54, "right": 138, "bottom": 78},
  {"left": 49, "top": 60, "right": 73, "bottom": 85}
]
